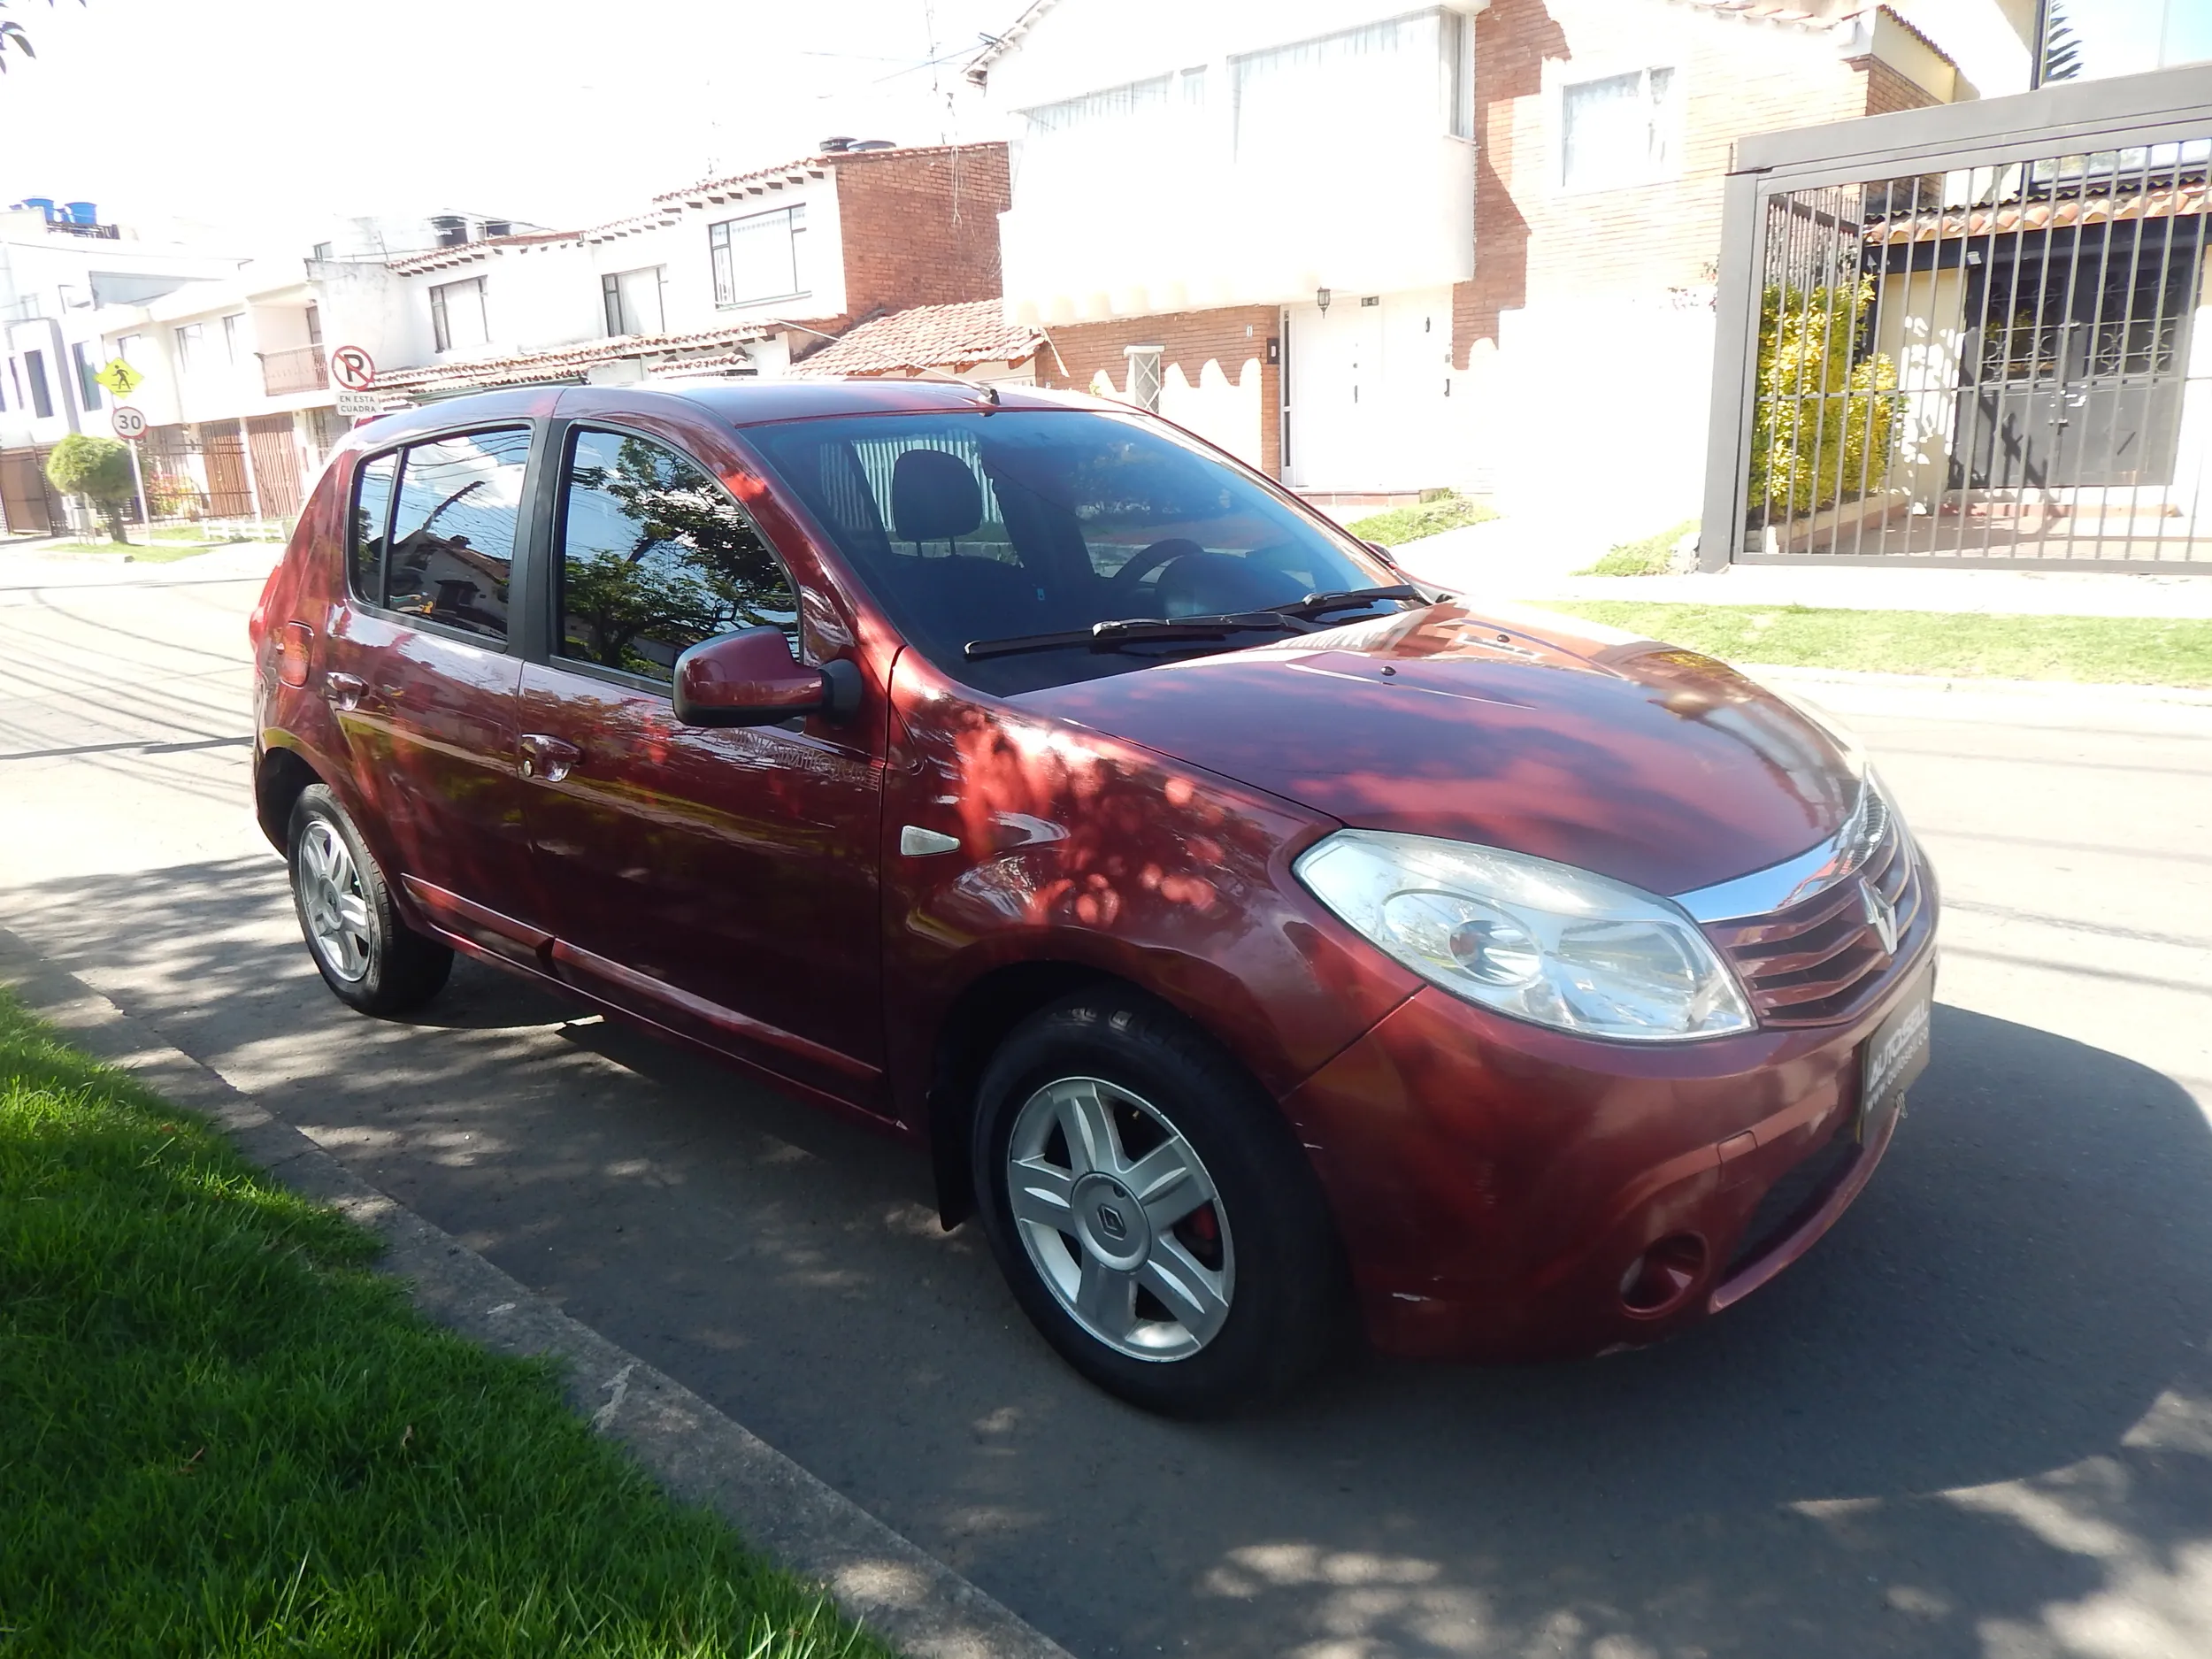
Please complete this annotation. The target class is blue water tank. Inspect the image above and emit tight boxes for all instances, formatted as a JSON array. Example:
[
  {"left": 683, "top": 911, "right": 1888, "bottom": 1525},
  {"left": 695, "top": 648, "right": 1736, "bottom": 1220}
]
[
  {"left": 65, "top": 201, "right": 97, "bottom": 224},
  {"left": 15, "top": 196, "right": 58, "bottom": 219}
]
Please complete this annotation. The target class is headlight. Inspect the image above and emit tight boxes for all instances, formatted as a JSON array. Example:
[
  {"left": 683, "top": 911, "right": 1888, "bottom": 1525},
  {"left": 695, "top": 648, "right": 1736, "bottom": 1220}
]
[{"left": 1294, "top": 831, "right": 1755, "bottom": 1042}]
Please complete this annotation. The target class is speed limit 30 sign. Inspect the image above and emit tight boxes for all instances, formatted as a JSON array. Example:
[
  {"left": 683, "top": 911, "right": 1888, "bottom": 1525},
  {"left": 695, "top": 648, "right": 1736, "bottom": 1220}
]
[{"left": 111, "top": 405, "right": 149, "bottom": 441}]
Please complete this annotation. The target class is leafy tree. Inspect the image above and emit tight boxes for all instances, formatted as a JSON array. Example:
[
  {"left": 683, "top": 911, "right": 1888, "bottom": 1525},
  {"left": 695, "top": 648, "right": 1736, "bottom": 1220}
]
[
  {"left": 44, "top": 433, "right": 134, "bottom": 543},
  {"left": 560, "top": 437, "right": 796, "bottom": 675},
  {"left": 0, "top": 0, "right": 77, "bottom": 76},
  {"left": 2039, "top": 0, "right": 2083, "bottom": 85},
  {"left": 1747, "top": 278, "right": 1899, "bottom": 520}
]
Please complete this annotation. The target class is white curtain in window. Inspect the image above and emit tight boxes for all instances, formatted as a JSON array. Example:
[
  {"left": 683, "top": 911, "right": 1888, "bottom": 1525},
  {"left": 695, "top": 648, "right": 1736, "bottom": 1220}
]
[
  {"left": 1234, "top": 12, "right": 1444, "bottom": 159},
  {"left": 1562, "top": 68, "right": 1676, "bottom": 191}
]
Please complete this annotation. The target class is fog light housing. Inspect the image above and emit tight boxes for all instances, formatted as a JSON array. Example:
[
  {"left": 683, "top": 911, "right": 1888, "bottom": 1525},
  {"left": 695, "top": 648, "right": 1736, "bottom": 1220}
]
[{"left": 1619, "top": 1233, "right": 1708, "bottom": 1317}]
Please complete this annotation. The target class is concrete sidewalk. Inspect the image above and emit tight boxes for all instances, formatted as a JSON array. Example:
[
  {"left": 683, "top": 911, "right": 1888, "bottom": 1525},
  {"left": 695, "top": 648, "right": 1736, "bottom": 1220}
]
[{"left": 1392, "top": 513, "right": 2212, "bottom": 618}]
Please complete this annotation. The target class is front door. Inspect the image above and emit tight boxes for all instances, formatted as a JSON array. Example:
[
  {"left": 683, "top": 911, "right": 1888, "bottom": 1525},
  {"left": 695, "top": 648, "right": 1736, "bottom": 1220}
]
[
  {"left": 1958, "top": 230, "right": 2198, "bottom": 491},
  {"left": 515, "top": 419, "right": 887, "bottom": 1108},
  {"left": 319, "top": 426, "right": 541, "bottom": 964}
]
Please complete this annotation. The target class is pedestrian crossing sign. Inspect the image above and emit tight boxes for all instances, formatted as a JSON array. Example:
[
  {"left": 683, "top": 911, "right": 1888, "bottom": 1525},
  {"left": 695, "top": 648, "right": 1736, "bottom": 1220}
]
[{"left": 94, "top": 357, "right": 144, "bottom": 397}]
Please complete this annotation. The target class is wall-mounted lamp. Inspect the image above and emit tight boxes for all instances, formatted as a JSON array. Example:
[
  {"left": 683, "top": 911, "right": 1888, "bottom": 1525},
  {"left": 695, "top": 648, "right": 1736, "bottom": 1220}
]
[{"left": 1315, "top": 288, "right": 1332, "bottom": 315}]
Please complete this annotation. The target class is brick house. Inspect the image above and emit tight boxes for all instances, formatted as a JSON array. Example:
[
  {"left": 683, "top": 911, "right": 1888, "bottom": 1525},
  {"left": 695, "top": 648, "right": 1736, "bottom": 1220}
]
[
  {"left": 349, "top": 142, "right": 1012, "bottom": 402},
  {"left": 968, "top": 0, "right": 2029, "bottom": 517}
]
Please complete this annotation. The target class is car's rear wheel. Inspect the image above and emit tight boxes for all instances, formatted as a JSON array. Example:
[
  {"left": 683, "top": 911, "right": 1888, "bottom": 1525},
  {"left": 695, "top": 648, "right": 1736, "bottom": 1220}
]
[
  {"left": 972, "top": 990, "right": 1349, "bottom": 1416},
  {"left": 288, "top": 784, "right": 452, "bottom": 1016}
]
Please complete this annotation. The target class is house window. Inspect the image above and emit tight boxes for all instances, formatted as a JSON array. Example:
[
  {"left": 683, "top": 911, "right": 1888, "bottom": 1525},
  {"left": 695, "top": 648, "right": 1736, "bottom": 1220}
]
[
  {"left": 430, "top": 277, "right": 489, "bottom": 353},
  {"left": 602, "top": 265, "right": 668, "bottom": 336},
  {"left": 312, "top": 241, "right": 334, "bottom": 261},
  {"left": 71, "top": 342, "right": 103, "bottom": 410},
  {"left": 221, "top": 313, "right": 244, "bottom": 364},
  {"left": 25, "top": 349, "right": 53, "bottom": 418},
  {"left": 174, "top": 322, "right": 204, "bottom": 374},
  {"left": 1561, "top": 67, "right": 1679, "bottom": 191},
  {"left": 1445, "top": 9, "right": 1474, "bottom": 140},
  {"left": 1234, "top": 12, "right": 1465, "bottom": 157},
  {"left": 709, "top": 204, "right": 806, "bottom": 308},
  {"left": 305, "top": 303, "right": 322, "bottom": 345},
  {"left": 1125, "top": 346, "right": 1164, "bottom": 412}
]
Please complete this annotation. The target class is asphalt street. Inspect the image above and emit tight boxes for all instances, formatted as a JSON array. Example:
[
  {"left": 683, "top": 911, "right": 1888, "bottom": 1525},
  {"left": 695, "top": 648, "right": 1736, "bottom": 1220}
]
[{"left": 4, "top": 543, "right": 2210, "bottom": 1659}]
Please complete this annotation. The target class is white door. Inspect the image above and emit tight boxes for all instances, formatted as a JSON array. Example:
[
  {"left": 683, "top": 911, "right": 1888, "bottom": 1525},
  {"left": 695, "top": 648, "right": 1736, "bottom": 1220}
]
[{"left": 1286, "top": 289, "right": 1455, "bottom": 492}]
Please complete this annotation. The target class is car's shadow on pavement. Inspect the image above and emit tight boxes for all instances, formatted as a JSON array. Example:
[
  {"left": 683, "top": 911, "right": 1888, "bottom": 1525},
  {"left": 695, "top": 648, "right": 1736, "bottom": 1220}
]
[{"left": 11, "top": 854, "right": 2211, "bottom": 1658}]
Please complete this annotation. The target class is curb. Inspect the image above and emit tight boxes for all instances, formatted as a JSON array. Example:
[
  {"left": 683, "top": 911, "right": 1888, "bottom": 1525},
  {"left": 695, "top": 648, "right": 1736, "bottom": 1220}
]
[{"left": 0, "top": 923, "right": 1071, "bottom": 1659}]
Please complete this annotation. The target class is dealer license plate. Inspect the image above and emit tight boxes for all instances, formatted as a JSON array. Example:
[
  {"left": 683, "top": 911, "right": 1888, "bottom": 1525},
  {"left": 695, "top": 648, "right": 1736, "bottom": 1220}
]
[{"left": 1857, "top": 968, "right": 1932, "bottom": 1143}]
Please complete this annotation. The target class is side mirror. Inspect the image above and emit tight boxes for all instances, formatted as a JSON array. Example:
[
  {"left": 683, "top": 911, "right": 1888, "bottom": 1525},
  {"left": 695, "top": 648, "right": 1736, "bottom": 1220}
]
[
  {"left": 1364, "top": 539, "right": 1401, "bottom": 570},
  {"left": 672, "top": 627, "right": 860, "bottom": 727}
]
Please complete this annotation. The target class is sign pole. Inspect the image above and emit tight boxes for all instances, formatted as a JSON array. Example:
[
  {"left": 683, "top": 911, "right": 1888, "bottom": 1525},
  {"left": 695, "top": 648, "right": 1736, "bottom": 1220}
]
[{"left": 127, "top": 439, "right": 148, "bottom": 534}]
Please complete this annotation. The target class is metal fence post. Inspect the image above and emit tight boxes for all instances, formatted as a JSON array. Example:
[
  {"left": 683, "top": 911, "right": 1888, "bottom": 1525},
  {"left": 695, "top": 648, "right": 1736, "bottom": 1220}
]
[
  {"left": 1699, "top": 157, "right": 1767, "bottom": 572},
  {"left": 236, "top": 416, "right": 265, "bottom": 533}
]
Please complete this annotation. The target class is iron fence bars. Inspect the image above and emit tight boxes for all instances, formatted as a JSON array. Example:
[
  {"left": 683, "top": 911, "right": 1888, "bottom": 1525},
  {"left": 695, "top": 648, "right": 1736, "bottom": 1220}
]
[{"left": 1701, "top": 64, "right": 2212, "bottom": 571}]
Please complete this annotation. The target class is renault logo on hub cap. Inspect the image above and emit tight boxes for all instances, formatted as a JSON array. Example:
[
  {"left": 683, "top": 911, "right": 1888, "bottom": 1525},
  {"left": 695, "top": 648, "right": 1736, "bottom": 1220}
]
[
  {"left": 1095, "top": 1202, "right": 1128, "bottom": 1240},
  {"left": 1862, "top": 880, "right": 1900, "bottom": 957}
]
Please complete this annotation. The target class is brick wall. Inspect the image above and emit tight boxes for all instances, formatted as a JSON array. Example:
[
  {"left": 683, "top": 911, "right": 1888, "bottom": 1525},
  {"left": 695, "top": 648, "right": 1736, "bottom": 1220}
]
[
  {"left": 1035, "top": 306, "right": 1281, "bottom": 477},
  {"left": 830, "top": 144, "right": 1011, "bottom": 329},
  {"left": 1858, "top": 56, "right": 1944, "bottom": 116},
  {"left": 1453, "top": 0, "right": 1940, "bottom": 367}
]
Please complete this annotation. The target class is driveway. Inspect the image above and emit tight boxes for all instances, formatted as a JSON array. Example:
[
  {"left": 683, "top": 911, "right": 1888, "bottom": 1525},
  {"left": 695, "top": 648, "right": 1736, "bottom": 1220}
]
[{"left": 4, "top": 546, "right": 2210, "bottom": 1659}]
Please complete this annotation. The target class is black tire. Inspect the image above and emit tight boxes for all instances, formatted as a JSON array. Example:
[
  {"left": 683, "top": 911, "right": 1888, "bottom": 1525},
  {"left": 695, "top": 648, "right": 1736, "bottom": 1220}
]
[
  {"left": 288, "top": 784, "right": 452, "bottom": 1017},
  {"left": 972, "top": 989, "right": 1351, "bottom": 1416}
]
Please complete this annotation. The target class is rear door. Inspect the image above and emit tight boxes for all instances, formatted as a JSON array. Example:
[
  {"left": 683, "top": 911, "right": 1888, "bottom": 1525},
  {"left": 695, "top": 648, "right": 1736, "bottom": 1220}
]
[
  {"left": 512, "top": 408, "right": 888, "bottom": 1109},
  {"left": 319, "top": 425, "right": 547, "bottom": 965}
]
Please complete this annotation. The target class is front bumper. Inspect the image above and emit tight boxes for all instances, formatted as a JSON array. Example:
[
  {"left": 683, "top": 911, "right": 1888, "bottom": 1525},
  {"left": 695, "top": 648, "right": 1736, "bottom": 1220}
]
[{"left": 1284, "top": 941, "right": 1934, "bottom": 1360}]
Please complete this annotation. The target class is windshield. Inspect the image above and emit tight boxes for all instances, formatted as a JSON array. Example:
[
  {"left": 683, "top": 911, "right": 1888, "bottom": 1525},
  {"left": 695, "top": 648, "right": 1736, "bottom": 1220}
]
[{"left": 742, "top": 408, "right": 1406, "bottom": 695}]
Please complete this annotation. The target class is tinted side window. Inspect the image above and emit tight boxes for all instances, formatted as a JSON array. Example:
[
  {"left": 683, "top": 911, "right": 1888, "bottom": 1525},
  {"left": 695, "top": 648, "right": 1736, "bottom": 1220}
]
[
  {"left": 556, "top": 428, "right": 800, "bottom": 683},
  {"left": 385, "top": 427, "right": 531, "bottom": 641},
  {"left": 349, "top": 452, "right": 398, "bottom": 602}
]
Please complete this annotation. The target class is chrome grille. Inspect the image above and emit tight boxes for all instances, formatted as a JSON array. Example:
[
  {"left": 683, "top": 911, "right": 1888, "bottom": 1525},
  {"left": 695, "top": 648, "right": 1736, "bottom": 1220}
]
[{"left": 1703, "top": 811, "right": 1926, "bottom": 1028}]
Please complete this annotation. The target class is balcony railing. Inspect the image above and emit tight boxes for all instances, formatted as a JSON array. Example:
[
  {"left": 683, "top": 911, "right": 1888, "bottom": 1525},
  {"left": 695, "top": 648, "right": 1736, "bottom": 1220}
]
[{"left": 259, "top": 344, "right": 328, "bottom": 396}]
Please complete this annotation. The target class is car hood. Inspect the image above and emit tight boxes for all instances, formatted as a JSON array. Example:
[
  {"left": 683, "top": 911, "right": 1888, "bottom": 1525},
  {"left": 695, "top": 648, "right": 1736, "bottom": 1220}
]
[{"left": 1013, "top": 601, "right": 1857, "bottom": 898}]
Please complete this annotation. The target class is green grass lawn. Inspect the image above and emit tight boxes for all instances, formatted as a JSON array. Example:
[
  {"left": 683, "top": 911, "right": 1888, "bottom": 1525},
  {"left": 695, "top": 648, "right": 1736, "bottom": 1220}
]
[
  {"left": 1346, "top": 493, "right": 1499, "bottom": 547},
  {"left": 1577, "top": 519, "right": 1699, "bottom": 577},
  {"left": 0, "top": 990, "right": 892, "bottom": 1658},
  {"left": 1540, "top": 601, "right": 2212, "bottom": 688},
  {"left": 24, "top": 538, "right": 227, "bottom": 562}
]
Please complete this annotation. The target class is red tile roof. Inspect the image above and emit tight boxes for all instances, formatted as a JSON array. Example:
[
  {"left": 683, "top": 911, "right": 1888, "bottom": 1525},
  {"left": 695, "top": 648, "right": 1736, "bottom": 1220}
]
[
  {"left": 386, "top": 229, "right": 581, "bottom": 275},
  {"left": 1870, "top": 183, "right": 2212, "bottom": 244},
  {"left": 790, "top": 299, "right": 1047, "bottom": 377},
  {"left": 652, "top": 143, "right": 996, "bottom": 207},
  {"left": 372, "top": 323, "right": 780, "bottom": 397}
]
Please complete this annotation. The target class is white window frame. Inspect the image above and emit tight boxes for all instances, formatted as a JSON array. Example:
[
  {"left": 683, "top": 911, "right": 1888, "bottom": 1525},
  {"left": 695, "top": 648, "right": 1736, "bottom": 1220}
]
[
  {"left": 1556, "top": 65, "right": 1683, "bottom": 195},
  {"left": 603, "top": 265, "right": 669, "bottom": 337},
  {"left": 173, "top": 322, "right": 204, "bottom": 374},
  {"left": 430, "top": 276, "right": 489, "bottom": 354},
  {"left": 1124, "top": 345, "right": 1164, "bottom": 412},
  {"left": 709, "top": 204, "right": 808, "bottom": 310}
]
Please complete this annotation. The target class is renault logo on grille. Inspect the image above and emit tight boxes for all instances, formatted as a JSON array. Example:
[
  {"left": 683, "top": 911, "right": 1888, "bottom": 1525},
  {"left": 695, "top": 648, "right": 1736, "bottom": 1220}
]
[{"left": 1862, "top": 881, "right": 1900, "bottom": 957}]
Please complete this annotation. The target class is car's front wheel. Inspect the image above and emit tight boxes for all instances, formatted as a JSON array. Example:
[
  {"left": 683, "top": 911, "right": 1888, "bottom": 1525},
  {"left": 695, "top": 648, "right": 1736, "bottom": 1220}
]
[
  {"left": 288, "top": 784, "right": 452, "bottom": 1017},
  {"left": 972, "top": 990, "right": 1349, "bottom": 1415}
]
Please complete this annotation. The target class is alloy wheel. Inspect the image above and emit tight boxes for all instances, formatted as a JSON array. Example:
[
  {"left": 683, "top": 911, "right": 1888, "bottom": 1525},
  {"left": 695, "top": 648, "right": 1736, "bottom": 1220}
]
[
  {"left": 297, "top": 818, "right": 373, "bottom": 983},
  {"left": 1005, "top": 1075, "right": 1234, "bottom": 1361}
]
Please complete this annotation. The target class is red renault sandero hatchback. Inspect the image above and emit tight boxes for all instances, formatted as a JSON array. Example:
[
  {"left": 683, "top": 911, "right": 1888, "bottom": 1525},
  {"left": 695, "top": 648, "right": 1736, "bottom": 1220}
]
[{"left": 250, "top": 380, "right": 1934, "bottom": 1414}]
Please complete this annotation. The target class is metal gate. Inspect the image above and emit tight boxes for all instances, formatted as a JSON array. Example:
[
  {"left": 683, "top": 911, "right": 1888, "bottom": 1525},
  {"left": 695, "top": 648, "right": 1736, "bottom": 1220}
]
[{"left": 1701, "top": 65, "right": 2212, "bottom": 569}]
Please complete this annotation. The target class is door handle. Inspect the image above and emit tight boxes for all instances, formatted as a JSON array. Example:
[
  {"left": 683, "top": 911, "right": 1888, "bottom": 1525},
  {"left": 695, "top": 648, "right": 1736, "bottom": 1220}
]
[
  {"left": 518, "top": 733, "right": 582, "bottom": 784},
  {"left": 323, "top": 672, "right": 367, "bottom": 712}
]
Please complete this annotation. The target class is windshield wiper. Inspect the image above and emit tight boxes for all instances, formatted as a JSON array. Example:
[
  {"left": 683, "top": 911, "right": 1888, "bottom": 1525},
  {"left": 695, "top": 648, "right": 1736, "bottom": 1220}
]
[
  {"left": 964, "top": 612, "right": 1306, "bottom": 661},
  {"left": 1265, "top": 582, "right": 1438, "bottom": 620}
]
